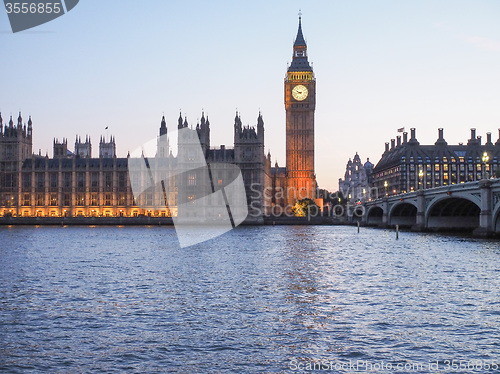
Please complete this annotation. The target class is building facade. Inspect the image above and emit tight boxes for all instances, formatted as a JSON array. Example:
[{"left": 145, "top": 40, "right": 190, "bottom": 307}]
[
  {"left": 338, "top": 153, "right": 374, "bottom": 203},
  {"left": 372, "top": 128, "right": 500, "bottom": 197},
  {"left": 0, "top": 111, "right": 272, "bottom": 219}
]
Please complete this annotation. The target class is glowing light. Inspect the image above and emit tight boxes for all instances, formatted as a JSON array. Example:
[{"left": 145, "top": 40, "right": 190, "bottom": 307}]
[{"left": 482, "top": 152, "right": 489, "bottom": 163}]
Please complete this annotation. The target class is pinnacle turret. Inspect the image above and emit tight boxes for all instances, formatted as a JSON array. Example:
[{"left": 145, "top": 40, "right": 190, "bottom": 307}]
[
  {"left": 294, "top": 15, "right": 306, "bottom": 47},
  {"left": 288, "top": 14, "right": 312, "bottom": 72}
]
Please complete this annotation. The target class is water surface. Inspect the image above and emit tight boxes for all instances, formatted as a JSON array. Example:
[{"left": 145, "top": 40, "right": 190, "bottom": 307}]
[{"left": 1, "top": 226, "right": 499, "bottom": 373}]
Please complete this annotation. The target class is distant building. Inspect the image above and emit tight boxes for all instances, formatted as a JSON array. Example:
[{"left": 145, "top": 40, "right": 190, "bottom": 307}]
[
  {"left": 371, "top": 128, "right": 500, "bottom": 197},
  {"left": 338, "top": 152, "right": 374, "bottom": 203}
]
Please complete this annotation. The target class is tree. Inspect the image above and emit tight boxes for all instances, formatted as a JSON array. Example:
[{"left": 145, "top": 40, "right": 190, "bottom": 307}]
[{"left": 292, "top": 198, "right": 319, "bottom": 217}]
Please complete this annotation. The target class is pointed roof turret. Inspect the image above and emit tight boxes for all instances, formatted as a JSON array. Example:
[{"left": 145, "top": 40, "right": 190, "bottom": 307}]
[
  {"left": 178, "top": 112, "right": 183, "bottom": 129},
  {"left": 257, "top": 111, "right": 264, "bottom": 128},
  {"left": 288, "top": 13, "right": 312, "bottom": 72},
  {"left": 294, "top": 14, "right": 306, "bottom": 47},
  {"left": 160, "top": 115, "right": 167, "bottom": 136}
]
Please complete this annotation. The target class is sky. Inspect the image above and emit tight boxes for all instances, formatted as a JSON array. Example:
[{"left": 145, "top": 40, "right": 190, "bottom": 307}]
[{"left": 1, "top": 0, "right": 500, "bottom": 192}]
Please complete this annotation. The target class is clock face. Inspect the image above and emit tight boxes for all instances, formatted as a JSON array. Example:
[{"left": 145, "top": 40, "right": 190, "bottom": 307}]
[{"left": 292, "top": 85, "right": 308, "bottom": 101}]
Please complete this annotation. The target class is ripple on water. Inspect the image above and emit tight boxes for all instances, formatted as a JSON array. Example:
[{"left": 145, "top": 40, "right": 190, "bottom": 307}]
[{"left": 0, "top": 225, "right": 499, "bottom": 373}]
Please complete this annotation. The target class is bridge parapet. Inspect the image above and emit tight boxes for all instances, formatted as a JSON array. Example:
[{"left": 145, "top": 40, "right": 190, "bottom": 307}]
[{"left": 363, "top": 179, "right": 500, "bottom": 237}]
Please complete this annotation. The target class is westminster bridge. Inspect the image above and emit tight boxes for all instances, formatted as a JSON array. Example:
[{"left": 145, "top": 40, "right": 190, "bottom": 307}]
[{"left": 362, "top": 179, "right": 500, "bottom": 237}]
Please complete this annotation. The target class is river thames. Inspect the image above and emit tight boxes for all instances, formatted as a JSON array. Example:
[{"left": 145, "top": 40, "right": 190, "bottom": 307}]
[{"left": 0, "top": 226, "right": 499, "bottom": 373}]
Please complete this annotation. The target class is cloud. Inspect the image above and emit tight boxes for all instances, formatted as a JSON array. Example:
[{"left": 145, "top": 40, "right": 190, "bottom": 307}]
[{"left": 464, "top": 36, "right": 500, "bottom": 52}]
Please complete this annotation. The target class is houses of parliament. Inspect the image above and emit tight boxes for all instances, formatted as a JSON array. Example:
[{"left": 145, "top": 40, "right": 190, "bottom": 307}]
[{"left": 0, "top": 17, "right": 318, "bottom": 219}]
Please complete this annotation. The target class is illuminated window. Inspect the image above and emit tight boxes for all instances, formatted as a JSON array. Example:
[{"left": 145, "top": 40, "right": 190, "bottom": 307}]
[
  {"left": 76, "top": 194, "right": 85, "bottom": 206},
  {"left": 105, "top": 172, "right": 112, "bottom": 189},
  {"left": 188, "top": 173, "right": 196, "bottom": 186}
]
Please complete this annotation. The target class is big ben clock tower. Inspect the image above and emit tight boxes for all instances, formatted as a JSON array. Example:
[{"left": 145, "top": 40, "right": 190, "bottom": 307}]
[{"left": 285, "top": 15, "right": 316, "bottom": 206}]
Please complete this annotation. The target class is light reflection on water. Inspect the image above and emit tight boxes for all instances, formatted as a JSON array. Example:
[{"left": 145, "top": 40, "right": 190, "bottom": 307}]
[{"left": 0, "top": 226, "right": 499, "bottom": 373}]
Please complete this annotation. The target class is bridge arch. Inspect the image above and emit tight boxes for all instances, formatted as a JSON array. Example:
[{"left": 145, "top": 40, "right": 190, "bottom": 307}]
[
  {"left": 389, "top": 201, "right": 417, "bottom": 227},
  {"left": 492, "top": 202, "right": 500, "bottom": 233},
  {"left": 366, "top": 205, "right": 384, "bottom": 226},
  {"left": 426, "top": 195, "right": 480, "bottom": 231}
]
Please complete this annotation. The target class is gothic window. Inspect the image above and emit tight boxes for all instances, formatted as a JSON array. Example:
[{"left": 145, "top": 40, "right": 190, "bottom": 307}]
[
  {"left": 119, "top": 173, "right": 126, "bottom": 188},
  {"left": 50, "top": 193, "right": 57, "bottom": 206},
  {"left": 118, "top": 193, "right": 126, "bottom": 205},
  {"left": 76, "top": 193, "right": 85, "bottom": 206},
  {"left": 77, "top": 172, "right": 85, "bottom": 188},
  {"left": 23, "top": 174, "right": 31, "bottom": 189},
  {"left": 64, "top": 173, "right": 72, "bottom": 188},
  {"left": 50, "top": 173, "right": 58, "bottom": 188},
  {"left": 91, "top": 173, "right": 99, "bottom": 188},
  {"left": 188, "top": 173, "right": 196, "bottom": 186},
  {"left": 37, "top": 173, "right": 45, "bottom": 188},
  {"left": 105, "top": 172, "right": 112, "bottom": 189}
]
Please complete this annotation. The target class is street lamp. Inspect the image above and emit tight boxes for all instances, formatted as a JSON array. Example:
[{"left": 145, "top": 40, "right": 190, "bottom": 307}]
[
  {"left": 418, "top": 168, "right": 424, "bottom": 190},
  {"left": 482, "top": 152, "right": 489, "bottom": 179},
  {"left": 384, "top": 181, "right": 388, "bottom": 196}
]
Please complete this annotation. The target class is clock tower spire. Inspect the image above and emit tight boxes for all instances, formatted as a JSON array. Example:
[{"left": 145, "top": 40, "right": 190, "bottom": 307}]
[{"left": 284, "top": 14, "right": 316, "bottom": 207}]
